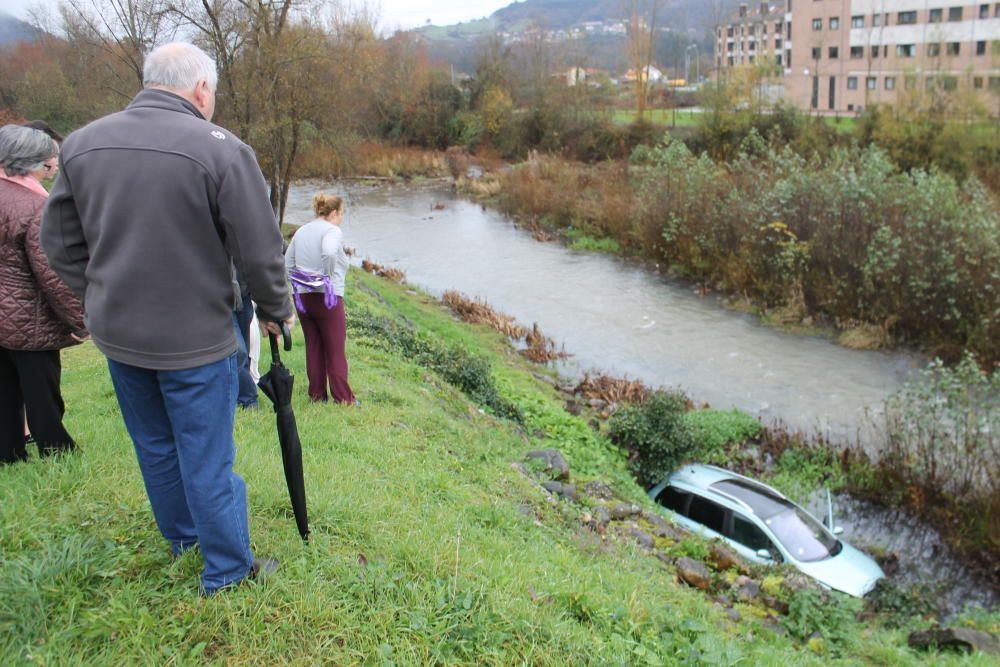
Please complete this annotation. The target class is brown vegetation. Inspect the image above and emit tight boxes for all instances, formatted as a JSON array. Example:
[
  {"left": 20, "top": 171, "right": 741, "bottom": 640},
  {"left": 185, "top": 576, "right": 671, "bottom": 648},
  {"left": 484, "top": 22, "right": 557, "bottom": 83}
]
[
  {"left": 574, "top": 373, "right": 651, "bottom": 405},
  {"left": 440, "top": 290, "right": 567, "bottom": 363},
  {"left": 442, "top": 291, "right": 527, "bottom": 339},
  {"left": 361, "top": 259, "right": 405, "bottom": 283}
]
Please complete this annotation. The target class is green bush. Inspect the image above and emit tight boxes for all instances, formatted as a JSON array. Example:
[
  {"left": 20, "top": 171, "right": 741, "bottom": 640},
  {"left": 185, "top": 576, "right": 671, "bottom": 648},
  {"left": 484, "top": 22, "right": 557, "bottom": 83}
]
[
  {"left": 782, "top": 589, "right": 862, "bottom": 654},
  {"left": 683, "top": 409, "right": 762, "bottom": 455},
  {"left": 607, "top": 391, "right": 695, "bottom": 488}
]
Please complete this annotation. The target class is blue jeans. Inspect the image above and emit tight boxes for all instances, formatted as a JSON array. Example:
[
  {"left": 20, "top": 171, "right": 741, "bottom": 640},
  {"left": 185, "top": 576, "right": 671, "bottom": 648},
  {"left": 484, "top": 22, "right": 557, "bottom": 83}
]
[
  {"left": 233, "top": 312, "right": 258, "bottom": 408},
  {"left": 108, "top": 353, "right": 253, "bottom": 593}
]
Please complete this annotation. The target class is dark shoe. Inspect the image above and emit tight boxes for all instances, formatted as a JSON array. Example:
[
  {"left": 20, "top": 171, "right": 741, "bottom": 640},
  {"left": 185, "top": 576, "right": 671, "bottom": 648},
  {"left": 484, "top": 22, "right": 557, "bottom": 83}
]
[{"left": 249, "top": 557, "right": 279, "bottom": 581}]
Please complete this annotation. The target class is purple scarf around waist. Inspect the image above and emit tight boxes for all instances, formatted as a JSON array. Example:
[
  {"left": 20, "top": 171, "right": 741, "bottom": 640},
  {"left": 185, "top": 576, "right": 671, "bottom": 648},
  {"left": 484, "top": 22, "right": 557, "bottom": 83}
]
[{"left": 289, "top": 268, "right": 339, "bottom": 313}]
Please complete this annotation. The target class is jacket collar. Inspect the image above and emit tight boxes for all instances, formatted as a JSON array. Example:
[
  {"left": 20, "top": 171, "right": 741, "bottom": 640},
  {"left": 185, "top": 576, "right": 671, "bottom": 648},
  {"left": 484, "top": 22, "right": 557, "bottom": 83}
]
[{"left": 127, "top": 88, "right": 206, "bottom": 121}]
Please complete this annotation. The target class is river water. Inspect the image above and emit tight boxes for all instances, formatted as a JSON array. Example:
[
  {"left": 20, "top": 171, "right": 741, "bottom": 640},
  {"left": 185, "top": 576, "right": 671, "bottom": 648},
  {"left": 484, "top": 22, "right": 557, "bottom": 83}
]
[{"left": 286, "top": 181, "right": 919, "bottom": 446}]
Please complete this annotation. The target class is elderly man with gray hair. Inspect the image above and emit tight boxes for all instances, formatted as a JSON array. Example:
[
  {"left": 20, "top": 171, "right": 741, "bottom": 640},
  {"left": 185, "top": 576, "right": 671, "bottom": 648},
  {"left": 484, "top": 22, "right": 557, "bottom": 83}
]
[{"left": 41, "top": 42, "right": 294, "bottom": 595}]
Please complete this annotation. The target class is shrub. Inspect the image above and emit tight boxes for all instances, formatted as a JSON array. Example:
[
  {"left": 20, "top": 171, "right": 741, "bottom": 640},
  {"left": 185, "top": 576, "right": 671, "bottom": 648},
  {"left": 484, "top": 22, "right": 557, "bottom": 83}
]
[
  {"left": 684, "top": 409, "right": 762, "bottom": 455},
  {"left": 607, "top": 391, "right": 696, "bottom": 488},
  {"left": 782, "top": 589, "right": 862, "bottom": 653}
]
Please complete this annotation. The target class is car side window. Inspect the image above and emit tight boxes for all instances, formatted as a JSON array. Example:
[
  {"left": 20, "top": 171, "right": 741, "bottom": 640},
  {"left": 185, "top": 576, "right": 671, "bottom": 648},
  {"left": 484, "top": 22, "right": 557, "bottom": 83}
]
[
  {"left": 655, "top": 486, "right": 691, "bottom": 515},
  {"left": 730, "top": 515, "right": 773, "bottom": 552},
  {"left": 687, "top": 495, "right": 725, "bottom": 534}
]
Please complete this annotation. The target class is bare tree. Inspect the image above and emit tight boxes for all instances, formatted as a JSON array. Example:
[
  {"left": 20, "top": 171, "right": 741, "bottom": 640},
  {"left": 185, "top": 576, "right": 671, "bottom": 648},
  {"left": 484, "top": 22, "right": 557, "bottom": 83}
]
[{"left": 624, "top": 0, "right": 665, "bottom": 121}]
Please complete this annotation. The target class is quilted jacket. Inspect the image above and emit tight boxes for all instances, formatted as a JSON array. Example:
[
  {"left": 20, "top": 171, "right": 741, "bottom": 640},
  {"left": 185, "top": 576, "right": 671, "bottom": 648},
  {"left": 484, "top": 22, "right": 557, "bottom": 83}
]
[{"left": 0, "top": 178, "right": 85, "bottom": 351}]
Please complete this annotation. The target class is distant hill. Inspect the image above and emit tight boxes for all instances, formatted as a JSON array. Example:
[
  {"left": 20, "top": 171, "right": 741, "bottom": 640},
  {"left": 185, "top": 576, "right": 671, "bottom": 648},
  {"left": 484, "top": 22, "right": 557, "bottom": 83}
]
[
  {"left": 414, "top": 0, "right": 737, "bottom": 76},
  {"left": 0, "top": 11, "right": 40, "bottom": 46}
]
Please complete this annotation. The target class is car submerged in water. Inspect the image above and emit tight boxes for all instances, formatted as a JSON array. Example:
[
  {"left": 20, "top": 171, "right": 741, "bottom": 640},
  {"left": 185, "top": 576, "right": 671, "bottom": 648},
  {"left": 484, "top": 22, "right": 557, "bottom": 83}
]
[{"left": 648, "top": 464, "right": 884, "bottom": 597}]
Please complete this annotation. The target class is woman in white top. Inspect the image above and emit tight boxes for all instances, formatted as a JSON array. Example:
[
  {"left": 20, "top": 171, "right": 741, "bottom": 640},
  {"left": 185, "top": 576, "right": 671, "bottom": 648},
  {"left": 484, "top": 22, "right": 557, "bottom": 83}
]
[{"left": 284, "top": 193, "right": 356, "bottom": 403}]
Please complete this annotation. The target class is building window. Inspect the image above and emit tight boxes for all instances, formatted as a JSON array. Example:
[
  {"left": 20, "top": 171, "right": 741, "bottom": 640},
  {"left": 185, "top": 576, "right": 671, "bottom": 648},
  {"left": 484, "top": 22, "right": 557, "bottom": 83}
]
[
  {"left": 847, "top": 76, "right": 858, "bottom": 90},
  {"left": 947, "top": 42, "right": 960, "bottom": 56},
  {"left": 866, "top": 76, "right": 877, "bottom": 90},
  {"left": 850, "top": 46, "right": 864, "bottom": 58},
  {"left": 776, "top": 38, "right": 782, "bottom": 49},
  {"left": 871, "top": 45, "right": 880, "bottom": 58},
  {"left": 812, "top": 18, "right": 822, "bottom": 30},
  {"left": 812, "top": 46, "right": 821, "bottom": 59},
  {"left": 996, "top": 4, "right": 1000, "bottom": 18},
  {"left": 897, "top": 44, "right": 914, "bottom": 57},
  {"left": 851, "top": 15, "right": 865, "bottom": 28},
  {"left": 873, "top": 14, "right": 881, "bottom": 26},
  {"left": 828, "top": 46, "right": 839, "bottom": 58},
  {"left": 749, "top": 41, "right": 756, "bottom": 51},
  {"left": 991, "top": 77, "right": 1000, "bottom": 91},
  {"left": 727, "top": 42, "right": 734, "bottom": 51},
  {"left": 904, "top": 75, "right": 917, "bottom": 90},
  {"left": 973, "top": 76, "right": 984, "bottom": 89},
  {"left": 830, "top": 17, "right": 840, "bottom": 29},
  {"left": 928, "top": 43, "right": 941, "bottom": 56},
  {"left": 776, "top": 53, "right": 783, "bottom": 65},
  {"left": 980, "top": 4, "right": 990, "bottom": 18},
  {"left": 948, "top": 6, "right": 963, "bottom": 21},
  {"left": 885, "top": 76, "right": 896, "bottom": 90},
  {"left": 749, "top": 55, "right": 755, "bottom": 63},
  {"left": 898, "top": 11, "right": 917, "bottom": 24},
  {"left": 976, "top": 40, "right": 986, "bottom": 55},
  {"left": 775, "top": 21, "right": 783, "bottom": 33},
  {"left": 929, "top": 8, "right": 943, "bottom": 23}
]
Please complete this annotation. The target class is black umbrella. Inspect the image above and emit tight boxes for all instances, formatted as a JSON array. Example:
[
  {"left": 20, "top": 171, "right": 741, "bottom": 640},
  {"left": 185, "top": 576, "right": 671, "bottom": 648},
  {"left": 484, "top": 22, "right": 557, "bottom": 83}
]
[{"left": 257, "top": 323, "right": 309, "bottom": 541}]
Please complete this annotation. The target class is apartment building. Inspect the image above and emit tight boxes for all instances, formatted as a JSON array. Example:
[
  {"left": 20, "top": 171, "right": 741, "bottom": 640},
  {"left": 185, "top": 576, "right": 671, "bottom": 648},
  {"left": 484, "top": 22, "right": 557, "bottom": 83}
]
[
  {"left": 716, "top": 2, "right": 790, "bottom": 70},
  {"left": 716, "top": 1, "right": 1000, "bottom": 113}
]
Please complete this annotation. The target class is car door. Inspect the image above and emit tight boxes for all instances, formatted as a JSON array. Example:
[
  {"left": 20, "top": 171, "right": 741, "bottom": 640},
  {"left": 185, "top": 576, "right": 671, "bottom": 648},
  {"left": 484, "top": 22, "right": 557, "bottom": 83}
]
[{"left": 723, "top": 511, "right": 783, "bottom": 564}]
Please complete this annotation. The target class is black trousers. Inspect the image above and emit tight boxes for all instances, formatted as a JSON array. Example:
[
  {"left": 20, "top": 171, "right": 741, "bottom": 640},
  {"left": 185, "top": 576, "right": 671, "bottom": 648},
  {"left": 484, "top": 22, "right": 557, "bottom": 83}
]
[{"left": 0, "top": 346, "right": 75, "bottom": 463}]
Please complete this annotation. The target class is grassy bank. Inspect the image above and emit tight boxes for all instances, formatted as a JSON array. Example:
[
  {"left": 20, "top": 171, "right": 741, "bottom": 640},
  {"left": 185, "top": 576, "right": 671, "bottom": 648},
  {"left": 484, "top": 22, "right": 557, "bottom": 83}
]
[{"left": 1, "top": 272, "right": 995, "bottom": 664}]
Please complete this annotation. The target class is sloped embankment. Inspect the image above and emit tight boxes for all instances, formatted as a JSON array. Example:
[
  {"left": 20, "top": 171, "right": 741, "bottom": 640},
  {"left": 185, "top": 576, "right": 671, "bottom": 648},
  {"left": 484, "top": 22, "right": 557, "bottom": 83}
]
[{"left": 0, "top": 271, "right": 992, "bottom": 665}]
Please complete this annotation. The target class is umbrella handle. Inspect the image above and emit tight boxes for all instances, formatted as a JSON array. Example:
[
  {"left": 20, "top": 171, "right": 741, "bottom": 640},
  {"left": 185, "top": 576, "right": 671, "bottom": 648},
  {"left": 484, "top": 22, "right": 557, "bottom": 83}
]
[{"left": 268, "top": 323, "right": 293, "bottom": 364}]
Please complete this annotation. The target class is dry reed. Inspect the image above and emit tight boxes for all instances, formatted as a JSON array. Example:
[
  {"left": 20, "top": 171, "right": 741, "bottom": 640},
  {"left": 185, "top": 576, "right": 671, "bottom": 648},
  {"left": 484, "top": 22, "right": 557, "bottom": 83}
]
[
  {"left": 442, "top": 291, "right": 528, "bottom": 339},
  {"left": 361, "top": 259, "right": 406, "bottom": 283},
  {"left": 575, "top": 372, "right": 651, "bottom": 405}
]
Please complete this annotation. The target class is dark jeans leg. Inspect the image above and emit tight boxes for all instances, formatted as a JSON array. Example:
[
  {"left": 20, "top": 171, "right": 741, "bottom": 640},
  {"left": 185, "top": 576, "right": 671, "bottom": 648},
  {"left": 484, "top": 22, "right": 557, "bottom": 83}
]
[
  {"left": 3, "top": 347, "right": 74, "bottom": 456},
  {"left": 233, "top": 313, "right": 258, "bottom": 408},
  {"left": 0, "top": 348, "right": 29, "bottom": 464},
  {"left": 108, "top": 354, "right": 252, "bottom": 592}
]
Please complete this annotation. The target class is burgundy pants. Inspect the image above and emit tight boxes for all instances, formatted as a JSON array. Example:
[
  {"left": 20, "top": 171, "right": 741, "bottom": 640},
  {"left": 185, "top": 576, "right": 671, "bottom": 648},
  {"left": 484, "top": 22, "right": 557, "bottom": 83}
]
[{"left": 298, "top": 292, "right": 355, "bottom": 404}]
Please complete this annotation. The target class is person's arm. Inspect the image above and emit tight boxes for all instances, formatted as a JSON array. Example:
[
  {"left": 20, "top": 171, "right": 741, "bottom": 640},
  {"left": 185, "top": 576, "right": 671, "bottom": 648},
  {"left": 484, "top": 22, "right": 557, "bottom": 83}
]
[
  {"left": 320, "top": 227, "right": 343, "bottom": 277},
  {"left": 28, "top": 201, "right": 87, "bottom": 337},
  {"left": 284, "top": 233, "right": 297, "bottom": 272},
  {"left": 216, "top": 144, "right": 293, "bottom": 329},
  {"left": 40, "top": 163, "right": 89, "bottom": 301}
]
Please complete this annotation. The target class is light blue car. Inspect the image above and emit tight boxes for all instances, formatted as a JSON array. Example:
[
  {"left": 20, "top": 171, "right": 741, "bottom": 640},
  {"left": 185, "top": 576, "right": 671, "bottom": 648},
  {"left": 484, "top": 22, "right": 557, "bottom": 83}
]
[{"left": 648, "top": 464, "right": 884, "bottom": 597}]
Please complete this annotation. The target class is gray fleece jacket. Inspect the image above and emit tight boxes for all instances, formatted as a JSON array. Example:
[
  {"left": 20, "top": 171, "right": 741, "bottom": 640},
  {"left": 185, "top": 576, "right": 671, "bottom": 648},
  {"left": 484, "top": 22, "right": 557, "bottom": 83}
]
[{"left": 41, "top": 89, "right": 292, "bottom": 370}]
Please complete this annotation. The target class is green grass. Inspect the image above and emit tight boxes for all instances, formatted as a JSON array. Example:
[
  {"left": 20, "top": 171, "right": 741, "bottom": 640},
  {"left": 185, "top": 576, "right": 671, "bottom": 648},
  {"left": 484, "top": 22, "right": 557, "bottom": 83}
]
[
  {"left": 609, "top": 109, "right": 702, "bottom": 127},
  {"left": 1, "top": 270, "right": 993, "bottom": 664}
]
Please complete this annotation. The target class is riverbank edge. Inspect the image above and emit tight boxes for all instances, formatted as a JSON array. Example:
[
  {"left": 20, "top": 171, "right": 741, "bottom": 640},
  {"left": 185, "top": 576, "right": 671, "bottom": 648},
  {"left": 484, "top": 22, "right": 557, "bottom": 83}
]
[{"left": 368, "top": 268, "right": 998, "bottom": 599}]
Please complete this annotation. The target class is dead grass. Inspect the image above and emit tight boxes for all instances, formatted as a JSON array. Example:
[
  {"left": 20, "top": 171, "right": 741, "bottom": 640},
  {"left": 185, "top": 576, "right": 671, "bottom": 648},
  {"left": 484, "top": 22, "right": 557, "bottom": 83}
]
[
  {"left": 521, "top": 323, "right": 570, "bottom": 363},
  {"left": 361, "top": 259, "right": 406, "bottom": 283},
  {"left": 441, "top": 291, "right": 568, "bottom": 363},
  {"left": 455, "top": 175, "right": 503, "bottom": 198},
  {"left": 442, "top": 291, "right": 527, "bottom": 339},
  {"left": 838, "top": 323, "right": 891, "bottom": 350},
  {"left": 575, "top": 373, "right": 651, "bottom": 405},
  {"left": 296, "top": 141, "right": 449, "bottom": 179}
]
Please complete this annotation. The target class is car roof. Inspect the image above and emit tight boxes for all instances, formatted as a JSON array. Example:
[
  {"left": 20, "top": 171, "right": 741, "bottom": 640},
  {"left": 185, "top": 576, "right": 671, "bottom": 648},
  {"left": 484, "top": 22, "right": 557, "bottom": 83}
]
[{"left": 668, "top": 464, "right": 788, "bottom": 502}]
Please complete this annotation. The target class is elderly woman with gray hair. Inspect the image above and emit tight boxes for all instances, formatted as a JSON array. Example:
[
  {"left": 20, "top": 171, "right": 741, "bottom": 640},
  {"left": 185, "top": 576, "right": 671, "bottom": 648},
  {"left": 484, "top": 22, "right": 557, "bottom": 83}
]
[{"left": 0, "top": 124, "right": 86, "bottom": 464}]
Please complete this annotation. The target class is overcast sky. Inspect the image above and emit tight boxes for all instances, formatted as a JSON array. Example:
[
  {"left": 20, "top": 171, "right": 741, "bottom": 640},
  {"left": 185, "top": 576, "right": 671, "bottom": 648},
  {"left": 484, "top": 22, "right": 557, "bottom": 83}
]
[{"left": 4, "top": 0, "right": 516, "bottom": 32}]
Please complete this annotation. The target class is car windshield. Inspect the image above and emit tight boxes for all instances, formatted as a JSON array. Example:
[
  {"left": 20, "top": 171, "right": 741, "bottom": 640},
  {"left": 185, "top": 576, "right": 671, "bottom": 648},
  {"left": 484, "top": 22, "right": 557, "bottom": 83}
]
[{"left": 711, "top": 480, "right": 840, "bottom": 562}]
